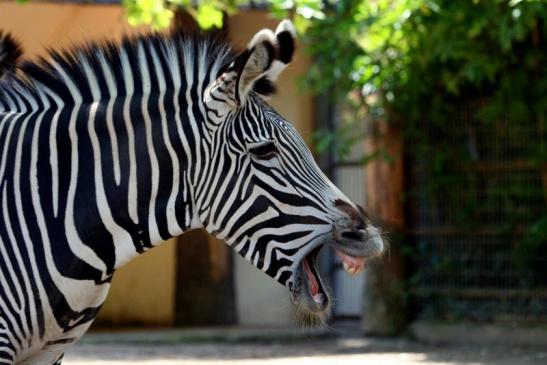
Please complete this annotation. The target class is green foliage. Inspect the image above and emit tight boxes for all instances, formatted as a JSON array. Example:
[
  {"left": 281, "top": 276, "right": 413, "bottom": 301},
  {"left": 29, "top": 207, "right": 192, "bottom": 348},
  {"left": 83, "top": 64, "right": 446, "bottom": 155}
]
[
  {"left": 122, "top": 0, "right": 224, "bottom": 29},
  {"left": 124, "top": 0, "right": 176, "bottom": 28},
  {"left": 301, "top": 0, "right": 546, "bottom": 123},
  {"left": 119, "top": 0, "right": 327, "bottom": 31}
]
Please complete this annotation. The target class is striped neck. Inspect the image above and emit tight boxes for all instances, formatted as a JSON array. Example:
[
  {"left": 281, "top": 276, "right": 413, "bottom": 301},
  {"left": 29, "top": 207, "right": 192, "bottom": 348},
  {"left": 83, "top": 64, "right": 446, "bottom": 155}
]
[{"left": 0, "top": 32, "right": 233, "bottom": 272}]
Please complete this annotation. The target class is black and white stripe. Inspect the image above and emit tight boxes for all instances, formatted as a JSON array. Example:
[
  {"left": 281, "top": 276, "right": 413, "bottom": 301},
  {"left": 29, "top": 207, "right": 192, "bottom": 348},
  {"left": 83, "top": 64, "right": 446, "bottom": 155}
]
[{"left": 0, "top": 21, "right": 383, "bottom": 364}]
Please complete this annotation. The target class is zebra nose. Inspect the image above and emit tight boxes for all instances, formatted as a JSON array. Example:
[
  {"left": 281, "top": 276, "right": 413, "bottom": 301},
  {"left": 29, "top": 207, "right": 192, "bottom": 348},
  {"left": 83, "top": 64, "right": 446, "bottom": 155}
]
[
  {"left": 334, "top": 199, "right": 369, "bottom": 229},
  {"left": 339, "top": 229, "right": 367, "bottom": 243}
]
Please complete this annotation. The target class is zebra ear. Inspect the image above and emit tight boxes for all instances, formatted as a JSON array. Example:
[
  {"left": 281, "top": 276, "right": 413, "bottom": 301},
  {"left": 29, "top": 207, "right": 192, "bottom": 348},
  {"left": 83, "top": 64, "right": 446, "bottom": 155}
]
[
  {"left": 264, "top": 20, "right": 296, "bottom": 83},
  {"left": 232, "top": 29, "right": 277, "bottom": 103},
  {"left": 251, "top": 20, "right": 296, "bottom": 97},
  {"left": 207, "top": 30, "right": 276, "bottom": 107},
  {"left": 205, "top": 21, "right": 296, "bottom": 111}
]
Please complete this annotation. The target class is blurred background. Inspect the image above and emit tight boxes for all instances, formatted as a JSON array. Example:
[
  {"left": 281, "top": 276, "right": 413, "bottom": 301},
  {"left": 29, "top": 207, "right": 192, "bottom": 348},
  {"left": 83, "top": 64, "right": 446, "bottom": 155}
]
[{"left": 0, "top": 0, "right": 545, "bottom": 364}]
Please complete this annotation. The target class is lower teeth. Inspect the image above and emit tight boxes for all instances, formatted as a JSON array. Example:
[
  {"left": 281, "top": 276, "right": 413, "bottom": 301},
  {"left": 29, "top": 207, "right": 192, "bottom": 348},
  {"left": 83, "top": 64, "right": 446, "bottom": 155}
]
[{"left": 312, "top": 293, "right": 324, "bottom": 304}]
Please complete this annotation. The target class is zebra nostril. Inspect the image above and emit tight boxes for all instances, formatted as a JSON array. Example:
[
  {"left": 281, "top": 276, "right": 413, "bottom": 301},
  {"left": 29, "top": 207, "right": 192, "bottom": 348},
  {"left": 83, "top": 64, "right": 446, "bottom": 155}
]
[{"left": 341, "top": 230, "right": 365, "bottom": 242}]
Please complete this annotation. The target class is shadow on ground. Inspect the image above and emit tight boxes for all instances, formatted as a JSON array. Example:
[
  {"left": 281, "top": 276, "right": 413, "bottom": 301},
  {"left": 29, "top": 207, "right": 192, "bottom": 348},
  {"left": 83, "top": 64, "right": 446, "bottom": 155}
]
[{"left": 64, "top": 326, "right": 547, "bottom": 365}]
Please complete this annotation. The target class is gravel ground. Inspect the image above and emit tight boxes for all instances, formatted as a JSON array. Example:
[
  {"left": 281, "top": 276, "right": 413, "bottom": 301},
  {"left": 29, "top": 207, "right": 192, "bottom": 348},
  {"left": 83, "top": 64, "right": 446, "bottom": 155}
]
[{"left": 63, "top": 329, "right": 547, "bottom": 365}]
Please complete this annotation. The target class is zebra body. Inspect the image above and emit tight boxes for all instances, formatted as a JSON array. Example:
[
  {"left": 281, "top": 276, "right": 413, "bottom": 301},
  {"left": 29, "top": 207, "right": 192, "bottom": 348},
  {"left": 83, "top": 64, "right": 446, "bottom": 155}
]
[{"left": 0, "top": 22, "right": 384, "bottom": 364}]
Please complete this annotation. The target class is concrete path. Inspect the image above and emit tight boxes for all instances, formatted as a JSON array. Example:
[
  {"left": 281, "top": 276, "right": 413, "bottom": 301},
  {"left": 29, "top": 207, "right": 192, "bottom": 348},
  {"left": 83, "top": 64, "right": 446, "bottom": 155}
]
[{"left": 63, "top": 327, "right": 547, "bottom": 365}]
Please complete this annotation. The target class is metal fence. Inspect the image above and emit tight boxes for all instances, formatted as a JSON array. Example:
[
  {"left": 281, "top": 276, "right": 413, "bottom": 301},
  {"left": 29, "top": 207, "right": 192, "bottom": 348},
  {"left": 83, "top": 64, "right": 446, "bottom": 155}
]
[{"left": 407, "top": 101, "right": 547, "bottom": 323}]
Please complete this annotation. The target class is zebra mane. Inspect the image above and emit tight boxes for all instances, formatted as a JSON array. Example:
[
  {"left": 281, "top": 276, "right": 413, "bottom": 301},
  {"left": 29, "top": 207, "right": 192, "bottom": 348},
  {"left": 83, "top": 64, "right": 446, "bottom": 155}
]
[
  {"left": 0, "top": 31, "right": 23, "bottom": 78},
  {"left": 0, "top": 30, "right": 240, "bottom": 106}
]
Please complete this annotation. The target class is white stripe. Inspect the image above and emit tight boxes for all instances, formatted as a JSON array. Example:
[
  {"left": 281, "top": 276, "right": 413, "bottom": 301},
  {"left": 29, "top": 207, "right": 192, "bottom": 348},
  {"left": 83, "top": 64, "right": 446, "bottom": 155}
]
[
  {"left": 81, "top": 58, "right": 137, "bottom": 269},
  {"left": 0, "top": 115, "right": 19, "bottom": 185},
  {"left": 182, "top": 43, "right": 202, "bottom": 189},
  {"left": 5, "top": 99, "right": 42, "bottom": 351},
  {"left": 120, "top": 49, "right": 139, "bottom": 225},
  {"left": 148, "top": 44, "right": 183, "bottom": 237},
  {"left": 213, "top": 158, "right": 251, "bottom": 233},
  {"left": 0, "top": 215, "right": 29, "bottom": 336},
  {"left": 35, "top": 84, "right": 64, "bottom": 218},
  {"left": 28, "top": 87, "right": 110, "bottom": 312},
  {"left": 166, "top": 43, "right": 194, "bottom": 229},
  {"left": 51, "top": 61, "right": 107, "bottom": 274},
  {"left": 1, "top": 89, "right": 16, "bottom": 110},
  {"left": 98, "top": 53, "right": 122, "bottom": 186},
  {"left": 0, "top": 274, "right": 25, "bottom": 350},
  {"left": 137, "top": 42, "right": 162, "bottom": 244},
  {"left": 0, "top": 316, "right": 20, "bottom": 354}
]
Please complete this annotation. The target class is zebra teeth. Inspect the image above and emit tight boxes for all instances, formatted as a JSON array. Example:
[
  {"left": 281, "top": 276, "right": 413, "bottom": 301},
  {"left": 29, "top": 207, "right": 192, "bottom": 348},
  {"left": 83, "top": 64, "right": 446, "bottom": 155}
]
[
  {"left": 337, "top": 249, "right": 365, "bottom": 275},
  {"left": 343, "top": 261, "right": 351, "bottom": 273},
  {"left": 343, "top": 261, "right": 359, "bottom": 275}
]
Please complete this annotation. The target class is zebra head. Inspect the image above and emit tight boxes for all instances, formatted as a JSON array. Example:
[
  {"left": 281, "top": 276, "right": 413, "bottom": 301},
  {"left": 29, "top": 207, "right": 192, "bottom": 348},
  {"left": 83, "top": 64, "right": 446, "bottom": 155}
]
[{"left": 202, "top": 21, "right": 384, "bottom": 324}]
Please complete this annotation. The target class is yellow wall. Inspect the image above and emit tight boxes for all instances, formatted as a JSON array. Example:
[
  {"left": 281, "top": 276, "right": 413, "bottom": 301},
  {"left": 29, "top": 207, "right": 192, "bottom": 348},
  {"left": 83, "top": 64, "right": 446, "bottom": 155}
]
[
  {"left": 0, "top": 3, "right": 313, "bottom": 326},
  {"left": 98, "top": 239, "right": 177, "bottom": 326}
]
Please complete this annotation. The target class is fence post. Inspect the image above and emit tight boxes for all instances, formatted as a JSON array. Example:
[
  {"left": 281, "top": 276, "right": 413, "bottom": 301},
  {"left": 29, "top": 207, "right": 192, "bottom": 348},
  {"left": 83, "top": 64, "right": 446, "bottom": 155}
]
[
  {"left": 175, "top": 230, "right": 237, "bottom": 326},
  {"left": 362, "top": 118, "right": 407, "bottom": 334}
]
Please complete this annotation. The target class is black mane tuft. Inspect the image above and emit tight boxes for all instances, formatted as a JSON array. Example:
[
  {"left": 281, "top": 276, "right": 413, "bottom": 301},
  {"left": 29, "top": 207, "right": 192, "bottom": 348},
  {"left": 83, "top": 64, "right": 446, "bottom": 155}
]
[
  {"left": 0, "top": 31, "right": 23, "bottom": 78},
  {"left": 253, "top": 76, "right": 277, "bottom": 96},
  {"left": 0, "top": 27, "right": 277, "bottom": 107},
  {"left": 1, "top": 29, "right": 236, "bottom": 104}
]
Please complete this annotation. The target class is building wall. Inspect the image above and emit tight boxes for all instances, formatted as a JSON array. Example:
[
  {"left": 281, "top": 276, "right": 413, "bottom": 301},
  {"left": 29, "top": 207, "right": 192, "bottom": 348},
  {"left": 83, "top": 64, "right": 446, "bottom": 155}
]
[{"left": 0, "top": 3, "right": 313, "bottom": 326}]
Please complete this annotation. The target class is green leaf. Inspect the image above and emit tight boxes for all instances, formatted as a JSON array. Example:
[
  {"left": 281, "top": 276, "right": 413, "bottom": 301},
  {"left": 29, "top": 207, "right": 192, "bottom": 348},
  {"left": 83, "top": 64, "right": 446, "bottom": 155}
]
[
  {"left": 294, "top": 14, "right": 312, "bottom": 34},
  {"left": 196, "top": 3, "right": 224, "bottom": 29},
  {"left": 155, "top": 8, "right": 174, "bottom": 29}
]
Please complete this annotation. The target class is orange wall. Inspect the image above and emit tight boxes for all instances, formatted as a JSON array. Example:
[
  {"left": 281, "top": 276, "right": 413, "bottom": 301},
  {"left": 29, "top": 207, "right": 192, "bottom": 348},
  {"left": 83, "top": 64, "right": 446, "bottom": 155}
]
[{"left": 0, "top": 3, "right": 141, "bottom": 57}]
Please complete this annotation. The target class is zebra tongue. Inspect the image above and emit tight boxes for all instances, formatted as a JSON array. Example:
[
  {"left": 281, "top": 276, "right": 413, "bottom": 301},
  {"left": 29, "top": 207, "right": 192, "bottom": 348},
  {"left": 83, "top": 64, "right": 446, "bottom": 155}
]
[{"left": 303, "top": 258, "right": 319, "bottom": 296}]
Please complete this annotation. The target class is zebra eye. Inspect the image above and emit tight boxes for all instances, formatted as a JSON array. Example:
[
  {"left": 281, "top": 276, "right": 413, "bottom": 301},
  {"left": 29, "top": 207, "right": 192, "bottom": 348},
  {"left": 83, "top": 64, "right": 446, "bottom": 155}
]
[{"left": 248, "top": 141, "right": 278, "bottom": 160}]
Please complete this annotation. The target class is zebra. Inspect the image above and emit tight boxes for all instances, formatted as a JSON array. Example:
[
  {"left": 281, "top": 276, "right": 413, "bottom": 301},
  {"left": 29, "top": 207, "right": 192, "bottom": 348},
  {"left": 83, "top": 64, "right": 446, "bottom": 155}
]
[{"left": 0, "top": 20, "right": 384, "bottom": 364}]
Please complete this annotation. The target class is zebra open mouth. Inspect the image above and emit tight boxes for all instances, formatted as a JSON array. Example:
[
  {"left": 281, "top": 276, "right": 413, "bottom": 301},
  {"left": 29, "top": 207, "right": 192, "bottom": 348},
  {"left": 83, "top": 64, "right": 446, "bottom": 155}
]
[
  {"left": 298, "top": 244, "right": 369, "bottom": 312},
  {"left": 302, "top": 245, "right": 327, "bottom": 309}
]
